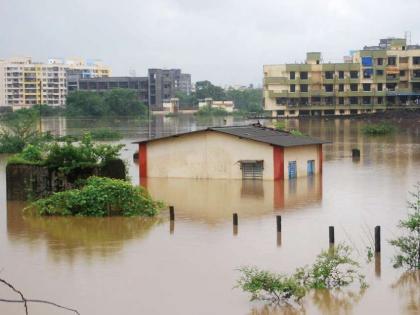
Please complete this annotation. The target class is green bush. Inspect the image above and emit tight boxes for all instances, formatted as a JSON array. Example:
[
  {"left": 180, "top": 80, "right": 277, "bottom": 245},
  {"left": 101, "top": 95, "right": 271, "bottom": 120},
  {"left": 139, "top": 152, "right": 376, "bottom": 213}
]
[
  {"left": 390, "top": 184, "right": 420, "bottom": 270},
  {"left": 90, "top": 128, "right": 122, "bottom": 141},
  {"left": 236, "top": 267, "right": 306, "bottom": 304},
  {"left": 28, "top": 176, "right": 163, "bottom": 217},
  {"left": 196, "top": 106, "right": 228, "bottom": 116},
  {"left": 361, "top": 123, "right": 396, "bottom": 135},
  {"left": 237, "top": 243, "right": 366, "bottom": 305},
  {"left": 8, "top": 133, "right": 123, "bottom": 174}
]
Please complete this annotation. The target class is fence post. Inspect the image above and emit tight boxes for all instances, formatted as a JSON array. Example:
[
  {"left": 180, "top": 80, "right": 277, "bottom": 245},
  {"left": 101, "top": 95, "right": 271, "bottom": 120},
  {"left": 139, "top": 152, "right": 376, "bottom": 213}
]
[
  {"left": 375, "top": 226, "right": 381, "bottom": 253},
  {"left": 169, "top": 206, "right": 175, "bottom": 221},
  {"left": 276, "top": 215, "right": 282, "bottom": 232},
  {"left": 329, "top": 226, "right": 335, "bottom": 244}
]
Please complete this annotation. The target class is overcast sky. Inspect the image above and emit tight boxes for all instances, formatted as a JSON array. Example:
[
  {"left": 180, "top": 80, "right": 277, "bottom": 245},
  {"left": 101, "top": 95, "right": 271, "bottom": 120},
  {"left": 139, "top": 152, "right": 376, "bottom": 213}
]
[{"left": 1, "top": 0, "right": 420, "bottom": 86}]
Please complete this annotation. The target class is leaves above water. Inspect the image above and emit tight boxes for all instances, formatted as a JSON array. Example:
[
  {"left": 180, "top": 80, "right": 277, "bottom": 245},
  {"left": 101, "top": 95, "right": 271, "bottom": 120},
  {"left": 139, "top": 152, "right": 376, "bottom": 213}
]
[{"left": 28, "top": 176, "right": 163, "bottom": 217}]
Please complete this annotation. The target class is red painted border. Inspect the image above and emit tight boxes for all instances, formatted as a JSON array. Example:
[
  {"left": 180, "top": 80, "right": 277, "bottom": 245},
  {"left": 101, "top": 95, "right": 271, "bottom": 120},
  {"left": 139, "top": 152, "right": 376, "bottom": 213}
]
[
  {"left": 273, "top": 146, "right": 284, "bottom": 180},
  {"left": 139, "top": 143, "right": 147, "bottom": 178},
  {"left": 318, "top": 144, "right": 323, "bottom": 174}
]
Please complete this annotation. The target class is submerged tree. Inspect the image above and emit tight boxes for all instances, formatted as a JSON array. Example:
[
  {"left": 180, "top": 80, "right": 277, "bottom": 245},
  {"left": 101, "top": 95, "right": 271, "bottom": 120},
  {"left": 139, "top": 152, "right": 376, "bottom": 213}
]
[{"left": 390, "top": 183, "right": 420, "bottom": 270}]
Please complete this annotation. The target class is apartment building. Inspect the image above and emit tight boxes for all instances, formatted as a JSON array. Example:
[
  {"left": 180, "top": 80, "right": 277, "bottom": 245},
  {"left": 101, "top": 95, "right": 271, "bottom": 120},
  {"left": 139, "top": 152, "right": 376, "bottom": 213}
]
[
  {"left": 263, "top": 38, "right": 420, "bottom": 117},
  {"left": 0, "top": 57, "right": 110, "bottom": 108},
  {"left": 72, "top": 76, "right": 149, "bottom": 106},
  {"left": 148, "top": 69, "right": 192, "bottom": 110}
]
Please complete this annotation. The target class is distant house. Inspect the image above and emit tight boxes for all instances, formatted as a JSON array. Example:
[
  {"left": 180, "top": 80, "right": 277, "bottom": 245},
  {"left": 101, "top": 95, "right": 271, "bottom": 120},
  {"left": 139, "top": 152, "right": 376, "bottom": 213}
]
[
  {"left": 134, "top": 125, "right": 328, "bottom": 180},
  {"left": 198, "top": 98, "right": 235, "bottom": 113}
]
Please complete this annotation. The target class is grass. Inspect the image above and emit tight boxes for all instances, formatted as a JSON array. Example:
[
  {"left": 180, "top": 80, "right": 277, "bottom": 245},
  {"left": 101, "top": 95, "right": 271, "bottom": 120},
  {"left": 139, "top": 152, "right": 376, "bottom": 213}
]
[{"left": 361, "top": 123, "right": 396, "bottom": 135}]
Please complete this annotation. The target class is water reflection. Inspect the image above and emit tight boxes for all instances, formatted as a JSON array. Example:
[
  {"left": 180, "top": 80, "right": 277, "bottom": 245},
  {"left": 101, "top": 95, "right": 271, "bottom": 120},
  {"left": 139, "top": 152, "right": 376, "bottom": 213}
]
[
  {"left": 7, "top": 201, "right": 162, "bottom": 262},
  {"left": 392, "top": 271, "right": 420, "bottom": 314},
  {"left": 142, "top": 176, "right": 322, "bottom": 224}
]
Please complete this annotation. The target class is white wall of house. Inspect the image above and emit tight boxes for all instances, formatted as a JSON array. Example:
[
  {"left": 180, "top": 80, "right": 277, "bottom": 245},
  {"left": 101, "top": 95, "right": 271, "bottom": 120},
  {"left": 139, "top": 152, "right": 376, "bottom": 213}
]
[{"left": 147, "top": 131, "right": 274, "bottom": 179}]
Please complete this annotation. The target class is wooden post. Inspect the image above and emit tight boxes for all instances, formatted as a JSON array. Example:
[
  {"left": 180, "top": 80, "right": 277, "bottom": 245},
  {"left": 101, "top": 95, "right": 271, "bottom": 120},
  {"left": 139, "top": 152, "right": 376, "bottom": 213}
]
[
  {"left": 329, "top": 226, "right": 335, "bottom": 244},
  {"left": 375, "top": 226, "right": 381, "bottom": 253},
  {"left": 352, "top": 149, "right": 360, "bottom": 158},
  {"left": 170, "top": 221, "right": 174, "bottom": 234},
  {"left": 233, "top": 213, "right": 238, "bottom": 226},
  {"left": 276, "top": 215, "right": 282, "bottom": 232},
  {"left": 169, "top": 206, "right": 175, "bottom": 221}
]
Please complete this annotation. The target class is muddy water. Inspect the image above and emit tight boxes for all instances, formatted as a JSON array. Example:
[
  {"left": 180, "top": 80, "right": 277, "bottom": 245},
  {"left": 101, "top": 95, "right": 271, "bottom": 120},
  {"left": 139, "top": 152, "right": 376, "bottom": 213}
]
[{"left": 0, "top": 116, "right": 419, "bottom": 315}]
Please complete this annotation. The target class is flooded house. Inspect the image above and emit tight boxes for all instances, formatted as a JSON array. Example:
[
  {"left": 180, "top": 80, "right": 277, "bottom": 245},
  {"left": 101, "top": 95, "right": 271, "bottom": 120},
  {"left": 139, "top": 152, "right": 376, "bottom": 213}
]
[{"left": 134, "top": 125, "right": 327, "bottom": 180}]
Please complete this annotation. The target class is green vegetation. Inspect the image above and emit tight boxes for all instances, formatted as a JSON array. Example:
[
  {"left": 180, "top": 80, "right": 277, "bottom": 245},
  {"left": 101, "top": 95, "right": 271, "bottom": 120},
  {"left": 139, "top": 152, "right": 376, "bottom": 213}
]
[
  {"left": 0, "top": 108, "right": 44, "bottom": 153},
  {"left": 361, "top": 123, "right": 396, "bottom": 135},
  {"left": 28, "top": 176, "right": 162, "bottom": 217},
  {"left": 33, "top": 104, "right": 64, "bottom": 116},
  {"left": 237, "top": 243, "right": 366, "bottom": 305},
  {"left": 236, "top": 267, "right": 306, "bottom": 304},
  {"left": 196, "top": 106, "right": 228, "bottom": 116},
  {"left": 89, "top": 128, "right": 122, "bottom": 141},
  {"left": 176, "top": 80, "right": 262, "bottom": 113},
  {"left": 66, "top": 89, "right": 147, "bottom": 117},
  {"left": 390, "top": 184, "right": 420, "bottom": 270},
  {"left": 274, "top": 120, "right": 286, "bottom": 130},
  {"left": 290, "top": 130, "right": 305, "bottom": 137},
  {"left": 8, "top": 134, "right": 123, "bottom": 175}
]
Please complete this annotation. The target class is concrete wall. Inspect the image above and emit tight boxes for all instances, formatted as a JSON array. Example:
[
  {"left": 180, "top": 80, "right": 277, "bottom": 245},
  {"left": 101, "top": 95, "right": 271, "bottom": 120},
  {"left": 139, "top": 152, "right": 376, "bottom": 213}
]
[
  {"left": 146, "top": 131, "right": 274, "bottom": 179},
  {"left": 284, "top": 144, "right": 320, "bottom": 178}
]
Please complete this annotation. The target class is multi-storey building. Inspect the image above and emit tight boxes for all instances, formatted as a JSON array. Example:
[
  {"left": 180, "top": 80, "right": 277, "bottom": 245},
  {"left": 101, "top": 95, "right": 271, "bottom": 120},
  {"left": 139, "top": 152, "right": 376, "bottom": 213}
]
[
  {"left": 263, "top": 38, "right": 420, "bottom": 117},
  {"left": 0, "top": 57, "right": 110, "bottom": 108},
  {"left": 148, "top": 69, "right": 192, "bottom": 110},
  {"left": 72, "top": 76, "right": 149, "bottom": 106}
]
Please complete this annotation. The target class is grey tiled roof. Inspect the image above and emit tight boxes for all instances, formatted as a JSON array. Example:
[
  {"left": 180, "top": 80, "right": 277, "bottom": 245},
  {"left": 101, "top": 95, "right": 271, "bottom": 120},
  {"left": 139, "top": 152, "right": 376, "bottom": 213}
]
[{"left": 134, "top": 125, "right": 328, "bottom": 147}]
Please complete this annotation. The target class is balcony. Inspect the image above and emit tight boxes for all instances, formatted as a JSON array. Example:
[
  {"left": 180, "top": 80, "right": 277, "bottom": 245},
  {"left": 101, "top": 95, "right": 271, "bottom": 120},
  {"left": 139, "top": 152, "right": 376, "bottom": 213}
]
[{"left": 264, "top": 77, "right": 288, "bottom": 85}]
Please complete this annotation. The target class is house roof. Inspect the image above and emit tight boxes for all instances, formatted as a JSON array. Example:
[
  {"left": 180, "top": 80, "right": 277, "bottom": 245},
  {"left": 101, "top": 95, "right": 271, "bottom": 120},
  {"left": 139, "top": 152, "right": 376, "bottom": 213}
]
[{"left": 133, "top": 125, "right": 329, "bottom": 147}]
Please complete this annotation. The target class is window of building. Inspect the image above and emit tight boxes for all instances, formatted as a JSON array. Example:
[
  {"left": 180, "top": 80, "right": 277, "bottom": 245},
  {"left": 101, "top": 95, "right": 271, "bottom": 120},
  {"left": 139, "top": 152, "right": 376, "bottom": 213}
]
[
  {"left": 363, "top": 69, "right": 373, "bottom": 79},
  {"left": 386, "top": 83, "right": 397, "bottom": 91},
  {"left": 338, "top": 97, "right": 344, "bottom": 105},
  {"left": 363, "top": 83, "right": 371, "bottom": 92},
  {"left": 377, "top": 83, "right": 383, "bottom": 91},
  {"left": 325, "top": 97, "right": 333, "bottom": 105},
  {"left": 413, "top": 70, "right": 420, "bottom": 78},
  {"left": 324, "top": 84, "right": 333, "bottom": 92},
  {"left": 350, "top": 97, "right": 358, "bottom": 105},
  {"left": 350, "top": 84, "right": 358, "bottom": 91},
  {"left": 350, "top": 71, "right": 359, "bottom": 79},
  {"left": 300, "top": 84, "right": 308, "bottom": 92},
  {"left": 276, "top": 97, "right": 287, "bottom": 105},
  {"left": 399, "top": 57, "right": 409, "bottom": 64},
  {"left": 377, "top": 58, "right": 384, "bottom": 66},
  {"left": 300, "top": 72, "right": 308, "bottom": 80},
  {"left": 362, "top": 96, "right": 371, "bottom": 105},
  {"left": 338, "top": 84, "right": 344, "bottom": 92},
  {"left": 338, "top": 71, "right": 344, "bottom": 79},
  {"left": 240, "top": 160, "right": 264, "bottom": 179},
  {"left": 388, "top": 56, "right": 397, "bottom": 66},
  {"left": 400, "top": 70, "right": 406, "bottom": 76},
  {"left": 376, "top": 69, "right": 384, "bottom": 76},
  {"left": 288, "top": 161, "right": 297, "bottom": 179},
  {"left": 413, "top": 57, "right": 420, "bottom": 65},
  {"left": 290, "top": 84, "right": 295, "bottom": 92},
  {"left": 290, "top": 72, "right": 295, "bottom": 79},
  {"left": 325, "top": 71, "right": 334, "bottom": 79},
  {"left": 377, "top": 97, "right": 383, "bottom": 104}
]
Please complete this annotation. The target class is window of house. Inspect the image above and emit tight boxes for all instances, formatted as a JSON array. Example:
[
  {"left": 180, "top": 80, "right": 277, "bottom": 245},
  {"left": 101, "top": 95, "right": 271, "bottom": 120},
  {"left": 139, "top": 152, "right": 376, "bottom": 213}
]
[
  {"left": 240, "top": 160, "right": 264, "bottom": 179},
  {"left": 386, "top": 83, "right": 397, "bottom": 91},
  {"left": 300, "top": 84, "right": 308, "bottom": 92},
  {"left": 413, "top": 57, "right": 420, "bottom": 65},
  {"left": 350, "top": 71, "right": 359, "bottom": 79},
  {"left": 324, "top": 84, "right": 333, "bottom": 92},
  {"left": 400, "top": 70, "right": 406, "bottom": 76},
  {"left": 288, "top": 161, "right": 297, "bottom": 179},
  {"left": 350, "top": 97, "right": 358, "bottom": 105},
  {"left": 339, "top": 97, "right": 344, "bottom": 105},
  {"left": 377, "top": 83, "right": 383, "bottom": 91},
  {"left": 388, "top": 56, "right": 397, "bottom": 66},
  {"left": 376, "top": 69, "right": 384, "bottom": 76},
  {"left": 338, "top": 71, "right": 344, "bottom": 79},
  {"left": 276, "top": 98, "right": 287, "bottom": 105},
  {"left": 290, "top": 72, "right": 295, "bottom": 79},
  {"left": 377, "top": 58, "right": 384, "bottom": 66},
  {"left": 350, "top": 84, "right": 358, "bottom": 91},
  {"left": 363, "top": 84, "right": 371, "bottom": 91},
  {"left": 300, "top": 72, "right": 308, "bottom": 80},
  {"left": 338, "top": 84, "right": 344, "bottom": 92},
  {"left": 290, "top": 84, "right": 295, "bottom": 92},
  {"left": 362, "top": 96, "right": 371, "bottom": 104},
  {"left": 377, "top": 97, "right": 383, "bottom": 104}
]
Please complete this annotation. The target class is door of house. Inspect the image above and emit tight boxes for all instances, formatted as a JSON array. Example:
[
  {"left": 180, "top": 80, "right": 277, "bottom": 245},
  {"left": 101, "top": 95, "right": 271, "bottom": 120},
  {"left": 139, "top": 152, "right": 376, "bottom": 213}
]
[
  {"left": 288, "top": 161, "right": 297, "bottom": 179},
  {"left": 307, "top": 160, "right": 315, "bottom": 175}
]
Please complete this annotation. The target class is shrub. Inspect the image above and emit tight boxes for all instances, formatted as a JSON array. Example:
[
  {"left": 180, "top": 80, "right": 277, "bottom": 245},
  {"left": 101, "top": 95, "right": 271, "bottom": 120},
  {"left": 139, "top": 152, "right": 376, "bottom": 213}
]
[
  {"left": 361, "top": 123, "right": 396, "bottom": 135},
  {"left": 390, "top": 184, "right": 420, "bottom": 270},
  {"left": 196, "top": 106, "right": 228, "bottom": 116},
  {"left": 28, "top": 176, "right": 163, "bottom": 217},
  {"left": 295, "top": 244, "right": 367, "bottom": 289},
  {"left": 274, "top": 121, "right": 286, "bottom": 130},
  {"left": 90, "top": 128, "right": 122, "bottom": 141},
  {"left": 236, "top": 267, "right": 306, "bottom": 304},
  {"left": 289, "top": 130, "right": 305, "bottom": 137}
]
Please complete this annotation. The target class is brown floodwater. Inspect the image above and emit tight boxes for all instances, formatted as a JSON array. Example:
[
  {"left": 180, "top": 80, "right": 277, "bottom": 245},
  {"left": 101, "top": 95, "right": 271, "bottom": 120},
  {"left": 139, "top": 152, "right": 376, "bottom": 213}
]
[{"left": 0, "top": 116, "right": 419, "bottom": 315}]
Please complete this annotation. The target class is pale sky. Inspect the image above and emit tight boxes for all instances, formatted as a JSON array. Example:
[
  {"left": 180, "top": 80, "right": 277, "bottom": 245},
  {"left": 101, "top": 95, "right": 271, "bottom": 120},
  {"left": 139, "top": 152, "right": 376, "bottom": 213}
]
[{"left": 1, "top": 0, "right": 420, "bottom": 86}]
